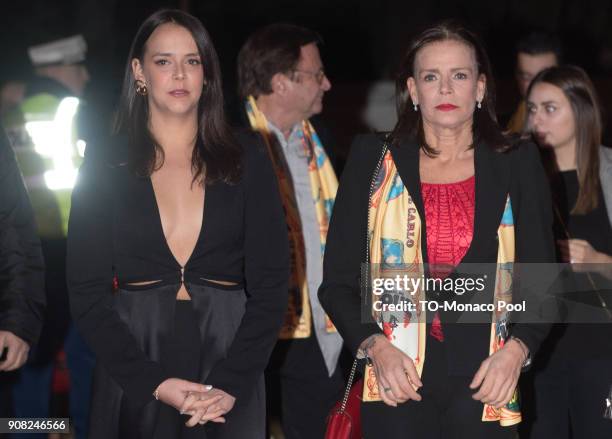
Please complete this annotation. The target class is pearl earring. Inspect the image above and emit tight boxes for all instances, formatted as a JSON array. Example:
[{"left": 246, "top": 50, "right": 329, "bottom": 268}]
[
  {"left": 413, "top": 103, "right": 418, "bottom": 112},
  {"left": 477, "top": 100, "right": 482, "bottom": 109}
]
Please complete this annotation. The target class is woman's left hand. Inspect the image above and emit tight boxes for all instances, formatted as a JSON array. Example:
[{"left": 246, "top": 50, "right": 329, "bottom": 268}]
[
  {"left": 180, "top": 388, "right": 236, "bottom": 427},
  {"left": 469, "top": 339, "right": 526, "bottom": 408}
]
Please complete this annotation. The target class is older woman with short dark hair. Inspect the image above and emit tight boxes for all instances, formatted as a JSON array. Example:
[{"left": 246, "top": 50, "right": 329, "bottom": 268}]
[{"left": 319, "top": 21, "right": 555, "bottom": 438}]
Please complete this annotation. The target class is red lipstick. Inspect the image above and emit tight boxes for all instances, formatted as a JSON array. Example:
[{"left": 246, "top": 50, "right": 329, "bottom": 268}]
[{"left": 435, "top": 103, "right": 458, "bottom": 111}]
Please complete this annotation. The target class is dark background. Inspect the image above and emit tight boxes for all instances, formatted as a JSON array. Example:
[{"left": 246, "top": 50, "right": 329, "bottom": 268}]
[{"left": 3, "top": 0, "right": 612, "bottom": 156}]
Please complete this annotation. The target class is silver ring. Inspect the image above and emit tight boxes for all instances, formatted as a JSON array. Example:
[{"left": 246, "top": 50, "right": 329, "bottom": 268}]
[{"left": 383, "top": 387, "right": 392, "bottom": 392}]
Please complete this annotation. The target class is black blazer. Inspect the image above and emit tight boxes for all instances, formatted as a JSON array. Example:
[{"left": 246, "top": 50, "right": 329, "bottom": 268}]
[
  {"left": 318, "top": 134, "right": 556, "bottom": 376},
  {"left": 67, "top": 131, "right": 289, "bottom": 408},
  {"left": 0, "top": 127, "right": 45, "bottom": 346}
]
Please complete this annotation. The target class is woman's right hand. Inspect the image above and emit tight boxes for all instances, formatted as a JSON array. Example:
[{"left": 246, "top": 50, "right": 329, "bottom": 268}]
[
  {"left": 180, "top": 388, "right": 236, "bottom": 426},
  {"left": 364, "top": 334, "right": 423, "bottom": 407},
  {"left": 155, "top": 378, "right": 220, "bottom": 412}
]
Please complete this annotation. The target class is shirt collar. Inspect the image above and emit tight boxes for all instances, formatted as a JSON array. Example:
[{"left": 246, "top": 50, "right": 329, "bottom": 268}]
[{"left": 267, "top": 120, "right": 302, "bottom": 148}]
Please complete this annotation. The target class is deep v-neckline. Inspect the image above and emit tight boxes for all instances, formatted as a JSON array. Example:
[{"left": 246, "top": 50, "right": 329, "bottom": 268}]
[{"left": 148, "top": 176, "right": 206, "bottom": 270}]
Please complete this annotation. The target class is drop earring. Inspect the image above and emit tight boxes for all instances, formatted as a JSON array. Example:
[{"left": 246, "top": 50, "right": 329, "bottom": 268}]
[
  {"left": 477, "top": 100, "right": 482, "bottom": 109},
  {"left": 135, "top": 79, "right": 148, "bottom": 96},
  {"left": 413, "top": 103, "right": 418, "bottom": 112}
]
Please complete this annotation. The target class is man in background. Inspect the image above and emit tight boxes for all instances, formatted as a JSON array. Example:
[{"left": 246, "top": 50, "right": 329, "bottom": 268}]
[
  {"left": 506, "top": 31, "right": 561, "bottom": 133},
  {"left": 237, "top": 24, "right": 344, "bottom": 439},
  {"left": 0, "top": 126, "right": 45, "bottom": 417},
  {"left": 2, "top": 35, "right": 93, "bottom": 439}
]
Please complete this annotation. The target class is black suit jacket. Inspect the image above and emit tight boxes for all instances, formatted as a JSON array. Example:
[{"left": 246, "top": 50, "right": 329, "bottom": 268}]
[
  {"left": 318, "top": 133, "right": 556, "bottom": 376},
  {"left": 0, "top": 127, "right": 45, "bottom": 346}
]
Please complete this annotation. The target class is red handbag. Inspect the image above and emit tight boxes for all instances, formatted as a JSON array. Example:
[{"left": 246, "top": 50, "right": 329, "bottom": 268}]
[{"left": 325, "top": 359, "right": 362, "bottom": 439}]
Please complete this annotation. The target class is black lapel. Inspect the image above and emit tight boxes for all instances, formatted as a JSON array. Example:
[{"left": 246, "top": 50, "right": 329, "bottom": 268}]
[
  {"left": 461, "top": 140, "right": 511, "bottom": 264},
  {"left": 389, "top": 138, "right": 429, "bottom": 264},
  {"left": 389, "top": 138, "right": 511, "bottom": 265},
  {"left": 454, "top": 141, "right": 511, "bottom": 316}
]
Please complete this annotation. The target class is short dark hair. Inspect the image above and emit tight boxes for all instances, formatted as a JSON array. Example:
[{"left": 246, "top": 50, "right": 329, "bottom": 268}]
[
  {"left": 237, "top": 23, "right": 321, "bottom": 99},
  {"left": 527, "top": 65, "right": 601, "bottom": 214},
  {"left": 390, "top": 20, "right": 508, "bottom": 154},
  {"left": 516, "top": 31, "right": 563, "bottom": 62},
  {"left": 114, "top": 9, "right": 241, "bottom": 184}
]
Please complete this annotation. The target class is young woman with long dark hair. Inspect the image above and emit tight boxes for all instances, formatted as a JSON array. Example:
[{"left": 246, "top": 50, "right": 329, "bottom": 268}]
[{"left": 67, "top": 9, "right": 288, "bottom": 438}]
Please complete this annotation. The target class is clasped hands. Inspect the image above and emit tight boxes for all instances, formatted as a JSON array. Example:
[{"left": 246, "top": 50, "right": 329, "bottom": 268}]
[
  {"left": 155, "top": 378, "right": 236, "bottom": 427},
  {"left": 365, "top": 334, "right": 527, "bottom": 409}
]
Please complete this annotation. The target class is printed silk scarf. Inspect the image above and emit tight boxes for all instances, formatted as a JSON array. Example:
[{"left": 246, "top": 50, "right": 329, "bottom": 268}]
[
  {"left": 246, "top": 96, "right": 337, "bottom": 338},
  {"left": 364, "top": 146, "right": 521, "bottom": 426}
]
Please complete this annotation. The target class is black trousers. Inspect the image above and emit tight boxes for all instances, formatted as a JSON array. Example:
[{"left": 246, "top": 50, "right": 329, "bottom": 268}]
[
  {"left": 0, "top": 374, "right": 15, "bottom": 418},
  {"left": 118, "top": 301, "right": 205, "bottom": 439},
  {"left": 90, "top": 284, "right": 265, "bottom": 439},
  {"left": 522, "top": 355, "right": 612, "bottom": 439},
  {"left": 361, "top": 335, "right": 516, "bottom": 439},
  {"left": 266, "top": 334, "right": 344, "bottom": 439}
]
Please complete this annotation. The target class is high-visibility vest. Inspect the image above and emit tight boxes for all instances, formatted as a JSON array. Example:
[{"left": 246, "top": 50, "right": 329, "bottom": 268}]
[{"left": 3, "top": 92, "right": 85, "bottom": 239}]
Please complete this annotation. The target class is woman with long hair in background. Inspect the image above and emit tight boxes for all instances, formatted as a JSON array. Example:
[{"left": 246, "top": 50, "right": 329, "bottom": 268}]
[{"left": 525, "top": 64, "right": 612, "bottom": 438}]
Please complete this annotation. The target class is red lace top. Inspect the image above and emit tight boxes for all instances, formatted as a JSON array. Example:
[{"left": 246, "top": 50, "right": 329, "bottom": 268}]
[{"left": 421, "top": 175, "right": 475, "bottom": 341}]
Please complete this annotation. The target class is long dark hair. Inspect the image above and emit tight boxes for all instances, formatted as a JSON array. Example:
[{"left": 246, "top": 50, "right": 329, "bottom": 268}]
[
  {"left": 390, "top": 20, "right": 508, "bottom": 154},
  {"left": 114, "top": 9, "right": 241, "bottom": 184},
  {"left": 527, "top": 65, "right": 601, "bottom": 214}
]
